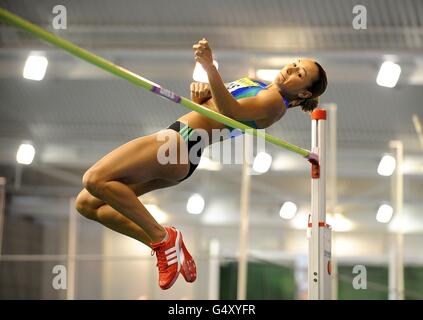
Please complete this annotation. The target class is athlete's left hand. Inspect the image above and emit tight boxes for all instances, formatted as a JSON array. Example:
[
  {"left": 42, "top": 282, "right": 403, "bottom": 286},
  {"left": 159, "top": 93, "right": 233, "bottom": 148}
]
[{"left": 193, "top": 38, "right": 214, "bottom": 71}]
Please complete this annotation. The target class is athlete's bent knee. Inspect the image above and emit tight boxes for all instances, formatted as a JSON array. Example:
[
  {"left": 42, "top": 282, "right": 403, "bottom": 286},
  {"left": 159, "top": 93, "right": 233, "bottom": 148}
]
[
  {"left": 75, "top": 191, "right": 98, "bottom": 221},
  {"left": 82, "top": 169, "right": 107, "bottom": 197}
]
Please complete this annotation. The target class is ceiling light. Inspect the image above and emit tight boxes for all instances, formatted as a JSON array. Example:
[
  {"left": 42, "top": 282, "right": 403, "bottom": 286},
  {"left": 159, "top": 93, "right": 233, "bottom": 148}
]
[
  {"left": 253, "top": 152, "right": 272, "bottom": 174},
  {"left": 187, "top": 193, "right": 205, "bottom": 214},
  {"left": 376, "top": 204, "right": 393, "bottom": 223},
  {"left": 23, "top": 55, "right": 48, "bottom": 81},
  {"left": 279, "top": 201, "right": 298, "bottom": 219},
  {"left": 377, "top": 154, "right": 396, "bottom": 176},
  {"left": 16, "top": 142, "right": 35, "bottom": 165},
  {"left": 376, "top": 61, "right": 401, "bottom": 88}
]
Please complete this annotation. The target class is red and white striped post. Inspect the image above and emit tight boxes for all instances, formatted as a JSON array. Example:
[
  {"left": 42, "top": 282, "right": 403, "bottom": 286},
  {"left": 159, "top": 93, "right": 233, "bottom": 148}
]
[{"left": 308, "top": 109, "right": 332, "bottom": 300}]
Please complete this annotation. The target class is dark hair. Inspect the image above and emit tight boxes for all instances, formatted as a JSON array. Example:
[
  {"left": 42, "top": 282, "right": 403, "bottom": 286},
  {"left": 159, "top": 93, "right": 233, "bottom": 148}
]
[
  {"left": 300, "top": 62, "right": 328, "bottom": 113},
  {"left": 300, "top": 97, "right": 319, "bottom": 112}
]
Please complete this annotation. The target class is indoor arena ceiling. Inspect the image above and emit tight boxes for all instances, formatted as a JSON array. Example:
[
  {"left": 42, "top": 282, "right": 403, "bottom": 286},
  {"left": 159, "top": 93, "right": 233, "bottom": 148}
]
[{"left": 0, "top": 0, "right": 422, "bottom": 231}]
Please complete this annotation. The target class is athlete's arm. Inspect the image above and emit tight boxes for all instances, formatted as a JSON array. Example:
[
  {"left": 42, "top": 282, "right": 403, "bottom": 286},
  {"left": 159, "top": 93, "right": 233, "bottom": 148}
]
[
  {"left": 193, "top": 39, "right": 243, "bottom": 117},
  {"left": 193, "top": 39, "right": 280, "bottom": 121}
]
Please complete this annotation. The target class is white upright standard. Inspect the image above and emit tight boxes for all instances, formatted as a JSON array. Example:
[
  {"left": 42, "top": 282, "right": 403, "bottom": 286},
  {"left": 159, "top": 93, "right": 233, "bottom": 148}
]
[{"left": 308, "top": 109, "right": 332, "bottom": 300}]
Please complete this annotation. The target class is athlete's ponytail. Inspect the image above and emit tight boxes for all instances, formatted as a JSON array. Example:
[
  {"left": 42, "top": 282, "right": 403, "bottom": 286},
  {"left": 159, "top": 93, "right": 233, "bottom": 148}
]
[{"left": 300, "top": 97, "right": 319, "bottom": 113}]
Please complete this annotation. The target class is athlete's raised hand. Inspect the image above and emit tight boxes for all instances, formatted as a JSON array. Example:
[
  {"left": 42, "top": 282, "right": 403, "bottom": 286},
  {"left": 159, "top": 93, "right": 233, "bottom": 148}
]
[{"left": 193, "top": 38, "right": 214, "bottom": 71}]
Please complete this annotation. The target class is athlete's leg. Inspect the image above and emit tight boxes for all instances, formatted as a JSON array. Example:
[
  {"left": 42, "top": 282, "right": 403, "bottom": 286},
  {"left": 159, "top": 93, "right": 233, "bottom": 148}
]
[
  {"left": 75, "top": 178, "right": 179, "bottom": 247},
  {"left": 81, "top": 130, "right": 190, "bottom": 243}
]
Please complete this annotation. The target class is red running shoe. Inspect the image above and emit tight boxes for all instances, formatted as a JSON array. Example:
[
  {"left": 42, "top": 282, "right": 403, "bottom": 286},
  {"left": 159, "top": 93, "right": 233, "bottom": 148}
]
[
  {"left": 151, "top": 226, "right": 181, "bottom": 290},
  {"left": 179, "top": 231, "right": 197, "bottom": 283}
]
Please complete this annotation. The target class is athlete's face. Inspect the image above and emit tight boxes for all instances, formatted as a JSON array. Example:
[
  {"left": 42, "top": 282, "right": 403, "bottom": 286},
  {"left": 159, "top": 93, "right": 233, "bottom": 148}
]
[{"left": 274, "top": 58, "right": 319, "bottom": 99}]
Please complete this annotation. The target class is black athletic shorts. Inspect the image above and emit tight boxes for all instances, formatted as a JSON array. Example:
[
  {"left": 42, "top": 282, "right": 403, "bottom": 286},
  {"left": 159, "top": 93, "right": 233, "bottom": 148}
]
[{"left": 167, "top": 121, "right": 207, "bottom": 182}]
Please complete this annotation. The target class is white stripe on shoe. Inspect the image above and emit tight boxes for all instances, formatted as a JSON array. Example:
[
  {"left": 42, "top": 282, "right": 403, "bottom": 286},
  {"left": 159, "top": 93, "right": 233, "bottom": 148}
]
[
  {"left": 163, "top": 229, "right": 182, "bottom": 268},
  {"left": 167, "top": 257, "right": 178, "bottom": 266},
  {"left": 166, "top": 252, "right": 177, "bottom": 265},
  {"left": 165, "top": 247, "right": 176, "bottom": 255},
  {"left": 167, "top": 252, "right": 177, "bottom": 259}
]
